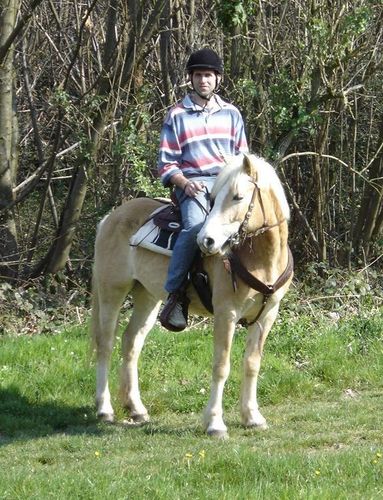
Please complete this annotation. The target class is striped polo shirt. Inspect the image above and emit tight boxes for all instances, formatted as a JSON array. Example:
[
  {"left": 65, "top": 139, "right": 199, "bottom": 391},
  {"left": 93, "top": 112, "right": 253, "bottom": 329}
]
[{"left": 157, "top": 94, "right": 248, "bottom": 187}]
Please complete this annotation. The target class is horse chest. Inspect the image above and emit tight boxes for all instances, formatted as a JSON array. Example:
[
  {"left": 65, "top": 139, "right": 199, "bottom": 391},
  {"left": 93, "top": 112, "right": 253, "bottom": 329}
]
[{"left": 241, "top": 291, "right": 267, "bottom": 316}]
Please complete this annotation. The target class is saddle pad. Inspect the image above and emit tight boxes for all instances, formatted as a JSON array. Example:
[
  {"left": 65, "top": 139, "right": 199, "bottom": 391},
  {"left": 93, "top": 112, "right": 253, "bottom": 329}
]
[{"left": 130, "top": 206, "right": 179, "bottom": 256}]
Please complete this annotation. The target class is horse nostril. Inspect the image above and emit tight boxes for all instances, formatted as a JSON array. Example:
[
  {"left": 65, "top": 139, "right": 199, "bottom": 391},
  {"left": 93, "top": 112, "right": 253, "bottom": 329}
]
[{"left": 204, "top": 237, "right": 215, "bottom": 249}]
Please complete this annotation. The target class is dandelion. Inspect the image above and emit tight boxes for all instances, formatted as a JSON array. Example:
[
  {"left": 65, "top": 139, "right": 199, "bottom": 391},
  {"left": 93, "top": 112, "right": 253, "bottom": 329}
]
[
  {"left": 315, "top": 469, "right": 321, "bottom": 476},
  {"left": 95, "top": 451, "right": 101, "bottom": 458},
  {"left": 184, "top": 452, "right": 193, "bottom": 468}
]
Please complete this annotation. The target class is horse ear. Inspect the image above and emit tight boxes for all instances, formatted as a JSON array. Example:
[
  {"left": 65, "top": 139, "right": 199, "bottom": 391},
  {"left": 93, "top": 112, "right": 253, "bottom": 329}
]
[{"left": 243, "top": 154, "right": 257, "bottom": 180}]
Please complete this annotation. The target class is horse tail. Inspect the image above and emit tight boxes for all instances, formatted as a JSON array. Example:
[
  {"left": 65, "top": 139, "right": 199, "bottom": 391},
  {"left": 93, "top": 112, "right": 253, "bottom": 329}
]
[
  {"left": 90, "top": 271, "right": 100, "bottom": 355},
  {"left": 90, "top": 215, "right": 108, "bottom": 354}
]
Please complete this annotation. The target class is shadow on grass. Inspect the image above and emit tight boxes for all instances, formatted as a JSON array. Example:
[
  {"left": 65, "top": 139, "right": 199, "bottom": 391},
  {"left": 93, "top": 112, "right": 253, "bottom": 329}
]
[{"left": 0, "top": 386, "right": 100, "bottom": 446}]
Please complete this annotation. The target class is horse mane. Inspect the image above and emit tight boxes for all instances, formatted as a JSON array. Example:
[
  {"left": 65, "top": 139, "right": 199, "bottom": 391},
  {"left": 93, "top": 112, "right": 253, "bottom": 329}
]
[{"left": 212, "top": 154, "right": 290, "bottom": 220}]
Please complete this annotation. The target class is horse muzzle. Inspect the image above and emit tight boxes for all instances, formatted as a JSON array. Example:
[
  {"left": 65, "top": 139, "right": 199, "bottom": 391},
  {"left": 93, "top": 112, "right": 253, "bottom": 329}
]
[
  {"left": 197, "top": 232, "right": 233, "bottom": 256},
  {"left": 198, "top": 222, "right": 240, "bottom": 256},
  {"left": 198, "top": 235, "right": 219, "bottom": 255}
]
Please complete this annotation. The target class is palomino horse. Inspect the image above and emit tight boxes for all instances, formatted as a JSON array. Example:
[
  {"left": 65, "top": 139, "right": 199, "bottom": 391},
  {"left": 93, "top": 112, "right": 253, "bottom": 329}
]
[{"left": 91, "top": 153, "right": 293, "bottom": 437}]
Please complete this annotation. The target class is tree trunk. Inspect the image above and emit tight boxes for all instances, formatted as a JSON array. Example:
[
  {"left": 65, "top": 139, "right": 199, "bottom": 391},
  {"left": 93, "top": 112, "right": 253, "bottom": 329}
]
[
  {"left": 353, "top": 118, "right": 383, "bottom": 258},
  {"left": 159, "top": 0, "right": 172, "bottom": 106},
  {"left": 0, "top": 0, "right": 19, "bottom": 280},
  {"left": 44, "top": 164, "right": 89, "bottom": 274}
]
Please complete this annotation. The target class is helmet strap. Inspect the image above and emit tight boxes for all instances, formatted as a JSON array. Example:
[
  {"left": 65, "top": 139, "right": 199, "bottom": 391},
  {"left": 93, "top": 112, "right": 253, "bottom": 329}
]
[{"left": 193, "top": 88, "right": 214, "bottom": 101}]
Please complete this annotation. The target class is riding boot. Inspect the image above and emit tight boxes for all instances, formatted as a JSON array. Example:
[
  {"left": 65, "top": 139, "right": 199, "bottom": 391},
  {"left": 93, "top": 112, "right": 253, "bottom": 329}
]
[{"left": 159, "top": 292, "right": 190, "bottom": 332}]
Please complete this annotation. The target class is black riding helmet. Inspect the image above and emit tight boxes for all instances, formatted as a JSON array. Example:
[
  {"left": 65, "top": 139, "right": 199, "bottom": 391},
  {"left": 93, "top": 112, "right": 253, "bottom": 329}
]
[{"left": 186, "top": 48, "right": 224, "bottom": 75}]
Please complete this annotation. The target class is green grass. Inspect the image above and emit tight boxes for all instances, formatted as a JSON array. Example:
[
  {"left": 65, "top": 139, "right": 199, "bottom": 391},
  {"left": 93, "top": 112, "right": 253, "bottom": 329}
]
[{"left": 0, "top": 310, "right": 382, "bottom": 499}]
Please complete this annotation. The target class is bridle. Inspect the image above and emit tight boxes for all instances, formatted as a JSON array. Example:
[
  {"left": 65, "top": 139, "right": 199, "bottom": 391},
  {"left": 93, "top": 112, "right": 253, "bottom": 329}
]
[{"left": 227, "top": 178, "right": 286, "bottom": 249}]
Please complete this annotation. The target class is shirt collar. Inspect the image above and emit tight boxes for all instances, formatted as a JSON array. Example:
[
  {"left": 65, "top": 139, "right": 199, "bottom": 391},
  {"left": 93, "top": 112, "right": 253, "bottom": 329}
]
[{"left": 182, "top": 94, "right": 226, "bottom": 112}]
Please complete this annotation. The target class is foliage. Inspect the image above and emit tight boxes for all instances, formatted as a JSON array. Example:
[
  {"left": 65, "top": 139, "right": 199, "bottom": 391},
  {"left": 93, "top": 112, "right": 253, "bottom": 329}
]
[
  {"left": 1, "top": 261, "right": 381, "bottom": 339},
  {"left": 216, "top": 0, "right": 253, "bottom": 29},
  {"left": 0, "top": 278, "right": 89, "bottom": 337},
  {"left": 111, "top": 105, "right": 167, "bottom": 199},
  {"left": 269, "top": 71, "right": 318, "bottom": 137},
  {"left": 0, "top": 0, "right": 382, "bottom": 289},
  {"left": 291, "top": 262, "right": 383, "bottom": 315}
]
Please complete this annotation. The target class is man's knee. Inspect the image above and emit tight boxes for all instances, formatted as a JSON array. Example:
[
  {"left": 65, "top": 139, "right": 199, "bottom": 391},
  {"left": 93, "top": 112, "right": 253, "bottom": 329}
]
[{"left": 182, "top": 220, "right": 204, "bottom": 234}]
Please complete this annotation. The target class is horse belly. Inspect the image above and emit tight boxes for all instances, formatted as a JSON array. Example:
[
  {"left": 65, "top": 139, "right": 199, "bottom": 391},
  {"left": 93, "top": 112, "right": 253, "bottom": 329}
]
[{"left": 130, "top": 247, "right": 170, "bottom": 300}]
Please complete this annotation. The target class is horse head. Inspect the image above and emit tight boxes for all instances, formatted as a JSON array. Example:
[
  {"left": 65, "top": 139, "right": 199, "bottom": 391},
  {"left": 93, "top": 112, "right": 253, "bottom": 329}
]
[{"left": 197, "top": 154, "right": 289, "bottom": 256}]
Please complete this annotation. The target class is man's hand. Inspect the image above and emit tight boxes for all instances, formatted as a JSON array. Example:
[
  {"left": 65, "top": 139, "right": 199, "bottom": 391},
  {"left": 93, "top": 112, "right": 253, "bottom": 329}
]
[
  {"left": 184, "top": 180, "right": 205, "bottom": 197},
  {"left": 170, "top": 173, "right": 205, "bottom": 198}
]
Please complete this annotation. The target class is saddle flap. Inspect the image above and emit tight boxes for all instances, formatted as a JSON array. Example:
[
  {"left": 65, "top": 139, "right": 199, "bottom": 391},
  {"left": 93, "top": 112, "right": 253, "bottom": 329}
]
[{"left": 153, "top": 204, "right": 182, "bottom": 232}]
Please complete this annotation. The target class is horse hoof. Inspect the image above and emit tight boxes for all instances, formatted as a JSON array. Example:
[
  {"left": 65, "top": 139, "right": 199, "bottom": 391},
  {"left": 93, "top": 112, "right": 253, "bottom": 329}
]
[
  {"left": 98, "top": 412, "right": 115, "bottom": 424},
  {"left": 207, "top": 429, "right": 229, "bottom": 440},
  {"left": 258, "top": 422, "right": 268, "bottom": 430},
  {"left": 131, "top": 413, "right": 150, "bottom": 425},
  {"left": 244, "top": 422, "right": 268, "bottom": 431}
]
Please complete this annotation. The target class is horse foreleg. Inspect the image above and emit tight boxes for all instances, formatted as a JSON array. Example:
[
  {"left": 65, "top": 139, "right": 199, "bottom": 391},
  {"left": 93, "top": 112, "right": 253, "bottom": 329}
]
[
  {"left": 240, "top": 303, "right": 280, "bottom": 429},
  {"left": 120, "top": 286, "right": 161, "bottom": 423},
  {"left": 204, "top": 317, "right": 236, "bottom": 438}
]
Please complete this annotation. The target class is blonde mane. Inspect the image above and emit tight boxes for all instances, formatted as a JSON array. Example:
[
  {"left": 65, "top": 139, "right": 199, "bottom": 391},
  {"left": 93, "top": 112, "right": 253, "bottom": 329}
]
[{"left": 212, "top": 154, "right": 290, "bottom": 220}]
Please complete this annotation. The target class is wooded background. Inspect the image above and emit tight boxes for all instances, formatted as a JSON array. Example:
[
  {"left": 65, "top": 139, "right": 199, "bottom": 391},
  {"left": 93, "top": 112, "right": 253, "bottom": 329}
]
[{"left": 1, "top": 0, "right": 382, "bottom": 287}]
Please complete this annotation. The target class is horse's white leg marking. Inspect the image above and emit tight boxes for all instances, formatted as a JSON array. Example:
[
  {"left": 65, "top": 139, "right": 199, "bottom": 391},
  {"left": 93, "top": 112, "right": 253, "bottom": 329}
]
[
  {"left": 240, "top": 303, "right": 280, "bottom": 428},
  {"left": 96, "top": 365, "right": 114, "bottom": 421},
  {"left": 94, "top": 285, "right": 128, "bottom": 422},
  {"left": 120, "top": 287, "right": 161, "bottom": 423},
  {"left": 204, "top": 316, "right": 236, "bottom": 438}
]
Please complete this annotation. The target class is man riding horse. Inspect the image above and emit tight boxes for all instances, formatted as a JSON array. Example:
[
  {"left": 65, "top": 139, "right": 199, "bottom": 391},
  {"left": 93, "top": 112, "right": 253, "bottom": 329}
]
[{"left": 157, "top": 48, "right": 249, "bottom": 331}]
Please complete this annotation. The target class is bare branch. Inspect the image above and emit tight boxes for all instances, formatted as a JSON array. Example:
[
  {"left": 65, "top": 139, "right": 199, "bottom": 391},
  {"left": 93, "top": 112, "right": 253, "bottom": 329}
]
[{"left": 0, "top": 0, "right": 46, "bottom": 64}]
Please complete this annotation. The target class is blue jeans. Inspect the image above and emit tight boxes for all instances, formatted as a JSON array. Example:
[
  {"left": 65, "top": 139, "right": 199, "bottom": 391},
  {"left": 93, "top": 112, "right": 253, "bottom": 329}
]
[{"left": 165, "top": 176, "right": 216, "bottom": 293}]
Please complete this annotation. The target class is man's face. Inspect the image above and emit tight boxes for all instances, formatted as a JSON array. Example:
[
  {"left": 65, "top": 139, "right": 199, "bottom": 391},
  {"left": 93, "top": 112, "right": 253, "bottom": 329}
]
[{"left": 191, "top": 70, "right": 219, "bottom": 97}]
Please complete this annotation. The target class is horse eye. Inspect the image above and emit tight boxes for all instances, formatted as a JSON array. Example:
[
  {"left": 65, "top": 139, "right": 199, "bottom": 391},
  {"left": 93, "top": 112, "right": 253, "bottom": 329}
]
[{"left": 233, "top": 194, "right": 243, "bottom": 202}]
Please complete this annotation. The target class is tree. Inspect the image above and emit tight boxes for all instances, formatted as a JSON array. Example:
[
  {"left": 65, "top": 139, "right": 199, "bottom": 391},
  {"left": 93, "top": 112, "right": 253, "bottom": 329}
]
[
  {"left": 0, "top": 0, "right": 20, "bottom": 280},
  {"left": 0, "top": 0, "right": 381, "bottom": 290}
]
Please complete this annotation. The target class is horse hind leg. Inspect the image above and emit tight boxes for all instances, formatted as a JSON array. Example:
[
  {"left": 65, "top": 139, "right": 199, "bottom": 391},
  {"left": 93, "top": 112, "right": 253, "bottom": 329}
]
[
  {"left": 119, "top": 284, "right": 161, "bottom": 423},
  {"left": 92, "top": 280, "right": 129, "bottom": 423}
]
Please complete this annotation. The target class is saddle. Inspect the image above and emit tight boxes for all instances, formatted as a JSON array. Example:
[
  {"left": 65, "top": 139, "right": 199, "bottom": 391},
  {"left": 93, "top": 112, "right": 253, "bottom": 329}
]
[
  {"left": 152, "top": 204, "right": 182, "bottom": 233},
  {"left": 130, "top": 202, "right": 214, "bottom": 314}
]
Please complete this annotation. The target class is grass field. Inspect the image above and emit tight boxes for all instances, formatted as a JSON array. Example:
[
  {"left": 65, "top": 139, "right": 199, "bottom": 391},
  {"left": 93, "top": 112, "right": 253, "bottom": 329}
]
[{"left": 0, "top": 307, "right": 382, "bottom": 499}]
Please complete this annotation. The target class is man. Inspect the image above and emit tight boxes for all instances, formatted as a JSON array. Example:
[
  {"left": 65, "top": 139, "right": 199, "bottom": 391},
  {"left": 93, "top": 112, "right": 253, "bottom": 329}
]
[{"left": 157, "top": 48, "right": 248, "bottom": 331}]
